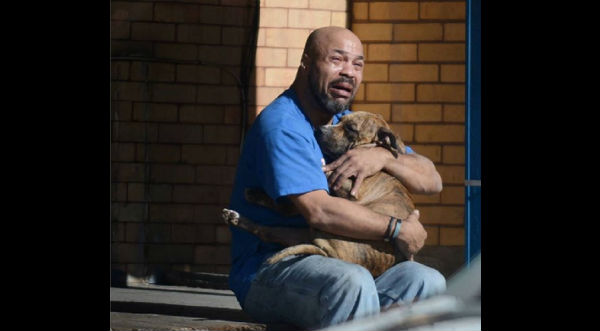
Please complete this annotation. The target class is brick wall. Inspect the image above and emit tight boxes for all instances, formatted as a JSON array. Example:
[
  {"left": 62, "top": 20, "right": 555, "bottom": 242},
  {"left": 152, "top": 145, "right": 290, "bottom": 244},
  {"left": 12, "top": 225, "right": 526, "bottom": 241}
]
[
  {"left": 350, "top": 0, "right": 466, "bottom": 274},
  {"left": 111, "top": 0, "right": 467, "bottom": 281},
  {"left": 111, "top": 0, "right": 260, "bottom": 281}
]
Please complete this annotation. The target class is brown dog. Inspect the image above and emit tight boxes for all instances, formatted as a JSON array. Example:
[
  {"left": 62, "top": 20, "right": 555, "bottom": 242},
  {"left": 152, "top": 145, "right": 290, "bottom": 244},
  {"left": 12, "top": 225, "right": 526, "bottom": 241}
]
[{"left": 222, "top": 111, "right": 416, "bottom": 277}]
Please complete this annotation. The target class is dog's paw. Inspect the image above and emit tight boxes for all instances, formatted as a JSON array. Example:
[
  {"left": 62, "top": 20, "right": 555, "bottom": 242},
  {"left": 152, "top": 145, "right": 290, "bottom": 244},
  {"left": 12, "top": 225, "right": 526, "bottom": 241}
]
[{"left": 221, "top": 208, "right": 240, "bottom": 226}]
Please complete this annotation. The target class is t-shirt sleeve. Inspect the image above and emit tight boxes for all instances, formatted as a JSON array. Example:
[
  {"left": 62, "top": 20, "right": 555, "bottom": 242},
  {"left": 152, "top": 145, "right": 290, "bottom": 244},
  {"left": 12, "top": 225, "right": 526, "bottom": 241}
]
[
  {"left": 405, "top": 145, "right": 414, "bottom": 154},
  {"left": 256, "top": 128, "right": 329, "bottom": 201}
]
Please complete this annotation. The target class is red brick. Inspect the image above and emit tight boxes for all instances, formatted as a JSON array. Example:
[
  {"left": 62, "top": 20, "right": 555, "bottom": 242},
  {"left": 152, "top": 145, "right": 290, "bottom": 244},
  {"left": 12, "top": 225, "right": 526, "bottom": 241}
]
[
  {"left": 203, "top": 125, "right": 241, "bottom": 144},
  {"left": 131, "top": 23, "right": 175, "bottom": 41},
  {"left": 406, "top": 144, "right": 441, "bottom": 162},
  {"left": 331, "top": 12, "right": 348, "bottom": 28},
  {"left": 417, "top": 84, "right": 465, "bottom": 103},
  {"left": 112, "top": 122, "right": 159, "bottom": 143},
  {"left": 131, "top": 62, "right": 176, "bottom": 82},
  {"left": 393, "top": 23, "right": 442, "bottom": 41},
  {"left": 418, "top": 206, "right": 464, "bottom": 225},
  {"left": 266, "top": 0, "right": 307, "bottom": 8},
  {"left": 424, "top": 226, "right": 440, "bottom": 245},
  {"left": 111, "top": 202, "right": 146, "bottom": 222},
  {"left": 443, "top": 104, "right": 465, "bottom": 122},
  {"left": 412, "top": 193, "right": 440, "bottom": 205},
  {"left": 309, "top": 0, "right": 346, "bottom": 11},
  {"left": 255, "top": 47, "right": 287, "bottom": 67},
  {"left": 353, "top": 2, "right": 368, "bottom": 20},
  {"left": 152, "top": 83, "right": 197, "bottom": 103},
  {"left": 111, "top": 21, "right": 130, "bottom": 40},
  {"left": 420, "top": 2, "right": 466, "bottom": 20},
  {"left": 111, "top": 221, "right": 126, "bottom": 242},
  {"left": 197, "top": 45, "right": 243, "bottom": 66},
  {"left": 440, "top": 227, "right": 465, "bottom": 246},
  {"left": 265, "top": 29, "right": 311, "bottom": 48},
  {"left": 135, "top": 143, "right": 181, "bottom": 163},
  {"left": 112, "top": 163, "right": 146, "bottom": 182},
  {"left": 441, "top": 65, "right": 465, "bottom": 82},
  {"left": 196, "top": 166, "right": 237, "bottom": 185},
  {"left": 194, "top": 205, "right": 226, "bottom": 224},
  {"left": 158, "top": 123, "right": 204, "bottom": 144},
  {"left": 415, "top": 124, "right": 464, "bottom": 143},
  {"left": 176, "top": 65, "right": 220, "bottom": 84},
  {"left": 197, "top": 85, "right": 241, "bottom": 105},
  {"left": 111, "top": 2, "right": 153, "bottom": 21},
  {"left": 149, "top": 184, "right": 173, "bottom": 202},
  {"left": 149, "top": 204, "right": 195, "bottom": 223},
  {"left": 366, "top": 83, "right": 415, "bottom": 102},
  {"left": 112, "top": 183, "right": 128, "bottom": 202},
  {"left": 180, "top": 105, "right": 225, "bottom": 123},
  {"left": 173, "top": 185, "right": 225, "bottom": 204},
  {"left": 437, "top": 165, "right": 465, "bottom": 184},
  {"left": 177, "top": 24, "right": 221, "bottom": 44},
  {"left": 443, "top": 145, "right": 465, "bottom": 164},
  {"left": 389, "top": 124, "right": 414, "bottom": 142},
  {"left": 111, "top": 40, "right": 153, "bottom": 58},
  {"left": 352, "top": 23, "right": 393, "bottom": 41},
  {"left": 222, "top": 27, "right": 248, "bottom": 46},
  {"left": 111, "top": 81, "right": 148, "bottom": 101},
  {"left": 418, "top": 44, "right": 465, "bottom": 62},
  {"left": 367, "top": 44, "right": 417, "bottom": 62},
  {"left": 196, "top": 224, "right": 217, "bottom": 243},
  {"left": 151, "top": 164, "right": 196, "bottom": 183},
  {"left": 127, "top": 183, "right": 146, "bottom": 202},
  {"left": 441, "top": 185, "right": 464, "bottom": 204},
  {"left": 111, "top": 243, "right": 144, "bottom": 263},
  {"left": 111, "top": 143, "right": 136, "bottom": 162},
  {"left": 181, "top": 145, "right": 229, "bottom": 165},
  {"left": 369, "top": 2, "right": 418, "bottom": 20},
  {"left": 259, "top": 8, "right": 288, "bottom": 27},
  {"left": 216, "top": 225, "right": 232, "bottom": 243},
  {"left": 154, "top": 43, "right": 197, "bottom": 61},
  {"left": 392, "top": 104, "right": 442, "bottom": 122},
  {"left": 154, "top": 3, "right": 202, "bottom": 23},
  {"left": 265, "top": 68, "right": 297, "bottom": 87},
  {"left": 111, "top": 101, "right": 132, "bottom": 121},
  {"left": 147, "top": 244, "right": 194, "bottom": 263},
  {"left": 171, "top": 224, "right": 198, "bottom": 243},
  {"left": 444, "top": 23, "right": 466, "bottom": 41},
  {"left": 389, "top": 64, "right": 438, "bottom": 82},
  {"left": 362, "top": 63, "right": 388, "bottom": 82},
  {"left": 133, "top": 103, "right": 178, "bottom": 122}
]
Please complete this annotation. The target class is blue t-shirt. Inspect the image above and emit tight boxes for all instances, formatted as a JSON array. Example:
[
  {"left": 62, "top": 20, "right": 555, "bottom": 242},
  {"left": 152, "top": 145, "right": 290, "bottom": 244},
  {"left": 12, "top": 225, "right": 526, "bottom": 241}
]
[{"left": 227, "top": 88, "right": 413, "bottom": 306}]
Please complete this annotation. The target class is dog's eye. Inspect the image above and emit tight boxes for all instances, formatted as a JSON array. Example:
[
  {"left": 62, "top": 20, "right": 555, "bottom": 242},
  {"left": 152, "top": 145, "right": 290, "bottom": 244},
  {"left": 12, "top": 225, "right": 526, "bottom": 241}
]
[{"left": 344, "top": 123, "right": 359, "bottom": 134}]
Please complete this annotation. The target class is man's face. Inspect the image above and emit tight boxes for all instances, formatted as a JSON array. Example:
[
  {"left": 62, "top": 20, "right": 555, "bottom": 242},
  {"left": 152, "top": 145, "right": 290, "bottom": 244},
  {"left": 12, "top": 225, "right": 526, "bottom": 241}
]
[{"left": 307, "top": 33, "right": 364, "bottom": 115}]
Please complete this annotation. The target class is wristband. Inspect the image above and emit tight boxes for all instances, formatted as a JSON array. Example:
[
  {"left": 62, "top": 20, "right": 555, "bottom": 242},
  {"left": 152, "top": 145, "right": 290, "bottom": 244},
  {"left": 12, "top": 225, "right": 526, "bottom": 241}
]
[
  {"left": 390, "top": 218, "right": 402, "bottom": 240},
  {"left": 383, "top": 216, "right": 395, "bottom": 242}
]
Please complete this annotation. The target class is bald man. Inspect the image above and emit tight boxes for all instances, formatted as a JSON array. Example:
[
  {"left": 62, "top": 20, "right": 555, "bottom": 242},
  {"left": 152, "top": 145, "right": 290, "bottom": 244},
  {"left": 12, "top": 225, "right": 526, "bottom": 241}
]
[{"left": 228, "top": 27, "right": 446, "bottom": 329}]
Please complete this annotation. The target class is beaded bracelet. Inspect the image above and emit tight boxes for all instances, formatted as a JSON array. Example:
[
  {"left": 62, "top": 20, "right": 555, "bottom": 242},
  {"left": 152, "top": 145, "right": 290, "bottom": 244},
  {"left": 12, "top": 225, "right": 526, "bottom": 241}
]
[{"left": 390, "top": 218, "right": 402, "bottom": 241}]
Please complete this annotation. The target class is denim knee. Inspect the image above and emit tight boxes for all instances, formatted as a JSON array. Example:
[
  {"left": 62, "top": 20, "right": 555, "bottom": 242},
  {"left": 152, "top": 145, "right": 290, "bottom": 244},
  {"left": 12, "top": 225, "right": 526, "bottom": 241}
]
[{"left": 404, "top": 261, "right": 447, "bottom": 297}]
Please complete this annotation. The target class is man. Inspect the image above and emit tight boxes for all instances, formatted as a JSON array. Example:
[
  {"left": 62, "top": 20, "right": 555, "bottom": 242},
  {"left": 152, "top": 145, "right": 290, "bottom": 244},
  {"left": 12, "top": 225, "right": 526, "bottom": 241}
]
[{"left": 228, "top": 26, "right": 446, "bottom": 329}]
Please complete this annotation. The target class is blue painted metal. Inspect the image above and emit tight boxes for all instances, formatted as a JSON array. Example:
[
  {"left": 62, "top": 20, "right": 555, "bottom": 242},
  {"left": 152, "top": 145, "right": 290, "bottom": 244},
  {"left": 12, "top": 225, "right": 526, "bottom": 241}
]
[{"left": 465, "top": 0, "right": 481, "bottom": 264}]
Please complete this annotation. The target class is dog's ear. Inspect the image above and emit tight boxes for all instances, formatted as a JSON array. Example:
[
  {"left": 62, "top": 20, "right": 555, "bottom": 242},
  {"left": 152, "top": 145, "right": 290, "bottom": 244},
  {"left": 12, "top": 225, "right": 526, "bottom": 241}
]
[{"left": 376, "top": 127, "right": 406, "bottom": 158}]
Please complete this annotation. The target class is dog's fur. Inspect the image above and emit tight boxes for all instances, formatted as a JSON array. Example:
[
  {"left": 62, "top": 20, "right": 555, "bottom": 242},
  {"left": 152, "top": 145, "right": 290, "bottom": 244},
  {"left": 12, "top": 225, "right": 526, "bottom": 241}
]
[{"left": 222, "top": 111, "right": 416, "bottom": 277}]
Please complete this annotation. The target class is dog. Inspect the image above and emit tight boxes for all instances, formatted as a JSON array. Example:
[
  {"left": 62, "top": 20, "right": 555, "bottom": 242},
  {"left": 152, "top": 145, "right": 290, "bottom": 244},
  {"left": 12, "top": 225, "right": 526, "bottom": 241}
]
[{"left": 222, "top": 111, "right": 416, "bottom": 277}]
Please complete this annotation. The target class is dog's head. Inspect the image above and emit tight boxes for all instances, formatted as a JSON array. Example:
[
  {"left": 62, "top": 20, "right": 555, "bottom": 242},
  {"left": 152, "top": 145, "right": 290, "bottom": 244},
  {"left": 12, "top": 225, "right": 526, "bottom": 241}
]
[{"left": 316, "top": 111, "right": 406, "bottom": 160}]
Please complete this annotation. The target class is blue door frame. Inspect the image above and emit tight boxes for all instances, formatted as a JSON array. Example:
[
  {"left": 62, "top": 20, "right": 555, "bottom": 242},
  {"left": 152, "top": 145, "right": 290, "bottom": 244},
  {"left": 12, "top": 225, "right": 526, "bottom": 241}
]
[{"left": 465, "top": 0, "right": 481, "bottom": 264}]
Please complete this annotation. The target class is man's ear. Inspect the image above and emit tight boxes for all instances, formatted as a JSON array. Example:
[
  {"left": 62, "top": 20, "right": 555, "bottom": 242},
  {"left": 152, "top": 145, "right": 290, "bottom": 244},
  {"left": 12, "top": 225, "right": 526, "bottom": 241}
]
[
  {"left": 376, "top": 127, "right": 406, "bottom": 158},
  {"left": 301, "top": 53, "right": 310, "bottom": 70}
]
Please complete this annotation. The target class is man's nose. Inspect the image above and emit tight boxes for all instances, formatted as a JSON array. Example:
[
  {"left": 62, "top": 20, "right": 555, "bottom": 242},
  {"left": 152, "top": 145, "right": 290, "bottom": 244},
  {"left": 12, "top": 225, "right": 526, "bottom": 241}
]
[{"left": 339, "top": 60, "right": 355, "bottom": 78}]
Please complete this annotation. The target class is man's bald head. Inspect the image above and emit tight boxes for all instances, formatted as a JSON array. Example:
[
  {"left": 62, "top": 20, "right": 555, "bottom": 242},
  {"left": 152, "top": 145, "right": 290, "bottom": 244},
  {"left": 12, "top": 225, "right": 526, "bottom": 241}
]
[{"left": 303, "top": 27, "right": 363, "bottom": 61}]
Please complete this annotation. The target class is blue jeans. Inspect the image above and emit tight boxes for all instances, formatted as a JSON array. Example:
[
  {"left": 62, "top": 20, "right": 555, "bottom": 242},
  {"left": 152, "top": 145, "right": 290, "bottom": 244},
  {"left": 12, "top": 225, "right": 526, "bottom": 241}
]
[{"left": 243, "top": 254, "right": 446, "bottom": 329}]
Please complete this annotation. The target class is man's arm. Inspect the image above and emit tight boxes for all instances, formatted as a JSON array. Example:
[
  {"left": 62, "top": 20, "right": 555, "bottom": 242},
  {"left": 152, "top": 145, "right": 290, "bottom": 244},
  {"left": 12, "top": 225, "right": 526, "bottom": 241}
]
[
  {"left": 288, "top": 190, "right": 427, "bottom": 258},
  {"left": 323, "top": 147, "right": 443, "bottom": 197}
]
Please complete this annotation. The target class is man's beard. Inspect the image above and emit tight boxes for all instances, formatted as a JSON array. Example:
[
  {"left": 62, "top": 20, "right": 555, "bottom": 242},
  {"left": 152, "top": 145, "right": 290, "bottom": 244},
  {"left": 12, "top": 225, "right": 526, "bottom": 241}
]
[{"left": 309, "top": 70, "right": 355, "bottom": 115}]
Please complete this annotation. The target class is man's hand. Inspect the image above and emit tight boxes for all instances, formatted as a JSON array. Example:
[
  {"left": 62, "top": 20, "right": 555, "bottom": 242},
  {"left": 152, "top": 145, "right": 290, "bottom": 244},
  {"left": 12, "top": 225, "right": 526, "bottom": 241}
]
[
  {"left": 322, "top": 147, "right": 394, "bottom": 197},
  {"left": 394, "top": 210, "right": 427, "bottom": 260}
]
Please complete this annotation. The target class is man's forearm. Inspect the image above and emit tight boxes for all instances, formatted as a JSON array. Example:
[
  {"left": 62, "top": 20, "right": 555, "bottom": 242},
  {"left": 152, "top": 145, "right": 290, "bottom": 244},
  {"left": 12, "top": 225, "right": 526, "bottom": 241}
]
[
  {"left": 289, "top": 190, "right": 389, "bottom": 240},
  {"left": 383, "top": 152, "right": 443, "bottom": 195}
]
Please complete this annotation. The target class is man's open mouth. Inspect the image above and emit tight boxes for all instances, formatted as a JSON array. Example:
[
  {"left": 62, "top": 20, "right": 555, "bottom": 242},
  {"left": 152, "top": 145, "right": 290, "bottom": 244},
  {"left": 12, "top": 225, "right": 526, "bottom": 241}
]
[{"left": 329, "top": 82, "right": 354, "bottom": 98}]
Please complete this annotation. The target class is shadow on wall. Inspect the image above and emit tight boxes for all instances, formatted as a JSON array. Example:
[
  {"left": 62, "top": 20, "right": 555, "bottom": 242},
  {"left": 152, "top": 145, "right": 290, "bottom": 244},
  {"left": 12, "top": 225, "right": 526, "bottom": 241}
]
[{"left": 110, "top": 0, "right": 260, "bottom": 285}]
